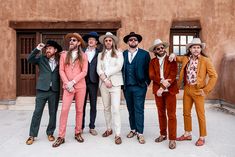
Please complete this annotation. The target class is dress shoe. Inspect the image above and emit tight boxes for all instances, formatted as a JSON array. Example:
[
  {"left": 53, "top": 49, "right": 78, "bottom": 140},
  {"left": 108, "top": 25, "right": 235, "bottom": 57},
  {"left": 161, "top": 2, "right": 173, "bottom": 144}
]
[
  {"left": 52, "top": 137, "right": 65, "bottom": 147},
  {"left": 137, "top": 134, "right": 145, "bottom": 144},
  {"left": 195, "top": 138, "right": 205, "bottom": 146},
  {"left": 89, "top": 129, "right": 98, "bottom": 136},
  {"left": 75, "top": 133, "right": 84, "bottom": 143},
  {"left": 155, "top": 135, "right": 167, "bottom": 143},
  {"left": 176, "top": 134, "right": 192, "bottom": 141},
  {"left": 126, "top": 130, "right": 136, "bottom": 138},
  {"left": 48, "top": 135, "right": 55, "bottom": 141},
  {"left": 102, "top": 130, "right": 113, "bottom": 137},
  {"left": 26, "top": 136, "right": 34, "bottom": 145},
  {"left": 169, "top": 140, "right": 176, "bottom": 149},
  {"left": 115, "top": 136, "right": 122, "bottom": 145}
]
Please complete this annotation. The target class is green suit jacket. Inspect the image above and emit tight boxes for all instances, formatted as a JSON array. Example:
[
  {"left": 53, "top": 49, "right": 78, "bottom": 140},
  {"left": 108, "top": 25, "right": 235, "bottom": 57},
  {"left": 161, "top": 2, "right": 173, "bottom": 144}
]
[{"left": 27, "top": 48, "right": 60, "bottom": 92}]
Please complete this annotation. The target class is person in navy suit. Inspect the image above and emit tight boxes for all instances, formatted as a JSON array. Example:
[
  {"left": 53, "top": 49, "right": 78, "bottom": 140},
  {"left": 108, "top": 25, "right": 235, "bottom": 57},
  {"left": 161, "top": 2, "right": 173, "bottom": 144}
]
[
  {"left": 122, "top": 32, "right": 150, "bottom": 144},
  {"left": 26, "top": 40, "right": 62, "bottom": 145},
  {"left": 82, "top": 32, "right": 100, "bottom": 135}
]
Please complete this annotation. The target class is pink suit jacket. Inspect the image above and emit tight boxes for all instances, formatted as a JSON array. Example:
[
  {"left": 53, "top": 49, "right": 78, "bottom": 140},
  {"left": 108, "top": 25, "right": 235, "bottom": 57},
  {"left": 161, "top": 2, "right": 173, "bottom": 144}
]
[{"left": 59, "top": 52, "right": 88, "bottom": 89}]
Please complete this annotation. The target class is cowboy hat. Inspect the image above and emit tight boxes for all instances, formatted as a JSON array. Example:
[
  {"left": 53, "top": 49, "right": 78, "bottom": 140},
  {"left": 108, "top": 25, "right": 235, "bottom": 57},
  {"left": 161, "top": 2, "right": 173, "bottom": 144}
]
[
  {"left": 65, "top": 32, "right": 86, "bottom": 48},
  {"left": 45, "top": 40, "right": 62, "bottom": 53},
  {"left": 99, "top": 32, "right": 118, "bottom": 44},
  {"left": 186, "top": 38, "right": 206, "bottom": 50},
  {"left": 123, "top": 32, "right": 142, "bottom": 43},
  {"left": 83, "top": 31, "right": 99, "bottom": 43},
  {"left": 148, "top": 39, "right": 169, "bottom": 52}
]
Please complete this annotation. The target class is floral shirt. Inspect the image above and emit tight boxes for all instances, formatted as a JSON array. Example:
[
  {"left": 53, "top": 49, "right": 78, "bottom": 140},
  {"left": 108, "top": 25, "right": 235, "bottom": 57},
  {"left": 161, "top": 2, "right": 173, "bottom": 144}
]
[{"left": 186, "top": 55, "right": 199, "bottom": 85}]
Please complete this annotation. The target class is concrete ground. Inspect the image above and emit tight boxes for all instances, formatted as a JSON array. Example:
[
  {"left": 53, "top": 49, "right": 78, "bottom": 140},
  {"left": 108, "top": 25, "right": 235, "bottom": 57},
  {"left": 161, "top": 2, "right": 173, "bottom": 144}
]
[{"left": 0, "top": 100, "right": 235, "bottom": 157}]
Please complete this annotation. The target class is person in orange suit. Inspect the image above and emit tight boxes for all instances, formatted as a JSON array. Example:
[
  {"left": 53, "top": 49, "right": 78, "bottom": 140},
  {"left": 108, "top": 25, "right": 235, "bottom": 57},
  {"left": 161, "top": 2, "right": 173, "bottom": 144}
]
[{"left": 149, "top": 39, "right": 179, "bottom": 149}]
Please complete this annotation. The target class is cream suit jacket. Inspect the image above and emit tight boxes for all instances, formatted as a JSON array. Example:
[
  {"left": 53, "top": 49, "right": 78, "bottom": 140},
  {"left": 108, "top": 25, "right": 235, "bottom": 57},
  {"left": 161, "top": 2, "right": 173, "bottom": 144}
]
[{"left": 97, "top": 50, "right": 124, "bottom": 86}]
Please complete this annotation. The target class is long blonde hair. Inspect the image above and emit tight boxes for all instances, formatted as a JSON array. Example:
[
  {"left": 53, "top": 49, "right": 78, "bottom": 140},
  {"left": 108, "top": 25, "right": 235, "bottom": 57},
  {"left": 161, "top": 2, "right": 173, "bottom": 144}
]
[{"left": 101, "top": 38, "right": 118, "bottom": 60}]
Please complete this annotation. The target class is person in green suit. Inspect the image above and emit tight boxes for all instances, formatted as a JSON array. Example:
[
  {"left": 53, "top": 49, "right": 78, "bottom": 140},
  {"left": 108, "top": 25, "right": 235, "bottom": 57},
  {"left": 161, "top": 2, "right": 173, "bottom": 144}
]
[{"left": 26, "top": 40, "right": 62, "bottom": 145}]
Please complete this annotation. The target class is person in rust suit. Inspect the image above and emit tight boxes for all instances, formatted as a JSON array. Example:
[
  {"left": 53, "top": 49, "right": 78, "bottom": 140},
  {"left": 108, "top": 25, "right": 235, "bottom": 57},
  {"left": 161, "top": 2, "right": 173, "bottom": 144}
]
[{"left": 149, "top": 39, "right": 179, "bottom": 149}]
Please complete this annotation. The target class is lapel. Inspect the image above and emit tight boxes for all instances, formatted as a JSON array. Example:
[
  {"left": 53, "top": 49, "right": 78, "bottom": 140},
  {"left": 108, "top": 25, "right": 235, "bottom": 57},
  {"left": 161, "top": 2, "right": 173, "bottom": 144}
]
[
  {"left": 43, "top": 56, "right": 52, "bottom": 71},
  {"left": 154, "top": 57, "right": 161, "bottom": 79},
  {"left": 90, "top": 49, "right": 99, "bottom": 64},
  {"left": 163, "top": 56, "right": 169, "bottom": 77},
  {"left": 197, "top": 56, "right": 202, "bottom": 77}
]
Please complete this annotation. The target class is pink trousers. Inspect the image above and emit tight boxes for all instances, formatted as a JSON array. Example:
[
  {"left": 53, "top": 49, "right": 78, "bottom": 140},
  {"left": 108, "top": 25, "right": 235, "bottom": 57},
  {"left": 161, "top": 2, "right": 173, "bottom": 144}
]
[{"left": 58, "top": 87, "right": 86, "bottom": 138}]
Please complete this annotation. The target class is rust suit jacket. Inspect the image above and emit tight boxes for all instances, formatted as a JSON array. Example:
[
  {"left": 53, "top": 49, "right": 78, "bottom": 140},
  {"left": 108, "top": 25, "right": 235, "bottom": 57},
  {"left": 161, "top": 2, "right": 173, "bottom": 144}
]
[{"left": 149, "top": 55, "right": 179, "bottom": 95}]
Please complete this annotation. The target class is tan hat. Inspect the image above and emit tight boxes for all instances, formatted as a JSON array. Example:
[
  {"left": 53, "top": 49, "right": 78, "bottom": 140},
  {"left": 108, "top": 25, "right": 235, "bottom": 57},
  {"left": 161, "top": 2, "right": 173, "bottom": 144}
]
[
  {"left": 186, "top": 38, "right": 206, "bottom": 50},
  {"left": 65, "top": 32, "right": 86, "bottom": 48},
  {"left": 149, "top": 39, "right": 169, "bottom": 52},
  {"left": 99, "top": 32, "right": 118, "bottom": 44}
]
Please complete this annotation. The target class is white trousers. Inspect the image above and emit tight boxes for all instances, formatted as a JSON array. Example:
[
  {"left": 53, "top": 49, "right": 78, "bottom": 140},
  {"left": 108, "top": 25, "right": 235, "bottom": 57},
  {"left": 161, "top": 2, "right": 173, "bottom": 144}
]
[{"left": 100, "top": 83, "right": 121, "bottom": 136}]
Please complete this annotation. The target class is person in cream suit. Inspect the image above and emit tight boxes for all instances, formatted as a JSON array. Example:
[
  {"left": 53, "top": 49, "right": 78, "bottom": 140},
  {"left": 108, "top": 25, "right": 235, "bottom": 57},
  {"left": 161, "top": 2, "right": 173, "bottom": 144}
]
[{"left": 97, "top": 32, "right": 124, "bottom": 145}]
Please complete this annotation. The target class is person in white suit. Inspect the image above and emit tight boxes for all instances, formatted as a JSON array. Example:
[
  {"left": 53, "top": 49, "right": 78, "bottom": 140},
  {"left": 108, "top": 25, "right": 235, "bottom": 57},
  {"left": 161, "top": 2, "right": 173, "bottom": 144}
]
[{"left": 97, "top": 32, "right": 124, "bottom": 145}]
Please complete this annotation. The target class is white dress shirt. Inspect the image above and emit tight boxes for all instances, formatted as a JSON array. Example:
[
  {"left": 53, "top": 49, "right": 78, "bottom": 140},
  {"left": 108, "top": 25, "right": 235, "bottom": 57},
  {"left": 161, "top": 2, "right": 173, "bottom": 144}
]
[
  {"left": 85, "top": 47, "right": 96, "bottom": 63},
  {"left": 128, "top": 48, "right": 138, "bottom": 63}
]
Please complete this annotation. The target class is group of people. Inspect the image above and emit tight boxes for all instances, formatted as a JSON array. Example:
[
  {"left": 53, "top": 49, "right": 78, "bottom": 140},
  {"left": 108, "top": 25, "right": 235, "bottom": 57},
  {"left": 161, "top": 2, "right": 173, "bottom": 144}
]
[{"left": 25, "top": 31, "right": 217, "bottom": 149}]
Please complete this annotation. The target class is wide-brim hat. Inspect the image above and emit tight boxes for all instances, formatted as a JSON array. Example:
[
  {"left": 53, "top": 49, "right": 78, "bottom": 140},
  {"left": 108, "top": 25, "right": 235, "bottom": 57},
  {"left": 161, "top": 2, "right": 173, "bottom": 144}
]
[
  {"left": 45, "top": 40, "right": 62, "bottom": 53},
  {"left": 99, "top": 32, "right": 118, "bottom": 44},
  {"left": 83, "top": 31, "right": 99, "bottom": 43},
  {"left": 65, "top": 32, "right": 86, "bottom": 48},
  {"left": 186, "top": 38, "right": 206, "bottom": 50},
  {"left": 148, "top": 39, "right": 169, "bottom": 52},
  {"left": 123, "top": 32, "right": 142, "bottom": 43}
]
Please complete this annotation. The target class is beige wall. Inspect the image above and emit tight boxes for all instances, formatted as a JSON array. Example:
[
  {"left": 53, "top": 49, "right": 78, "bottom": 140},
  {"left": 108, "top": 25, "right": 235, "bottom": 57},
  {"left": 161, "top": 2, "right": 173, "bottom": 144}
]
[{"left": 0, "top": 0, "right": 235, "bottom": 102}]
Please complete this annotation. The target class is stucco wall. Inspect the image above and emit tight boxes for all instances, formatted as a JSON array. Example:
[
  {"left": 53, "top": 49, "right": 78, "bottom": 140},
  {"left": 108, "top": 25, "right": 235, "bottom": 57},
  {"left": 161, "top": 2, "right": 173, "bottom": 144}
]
[{"left": 0, "top": 0, "right": 234, "bottom": 102}]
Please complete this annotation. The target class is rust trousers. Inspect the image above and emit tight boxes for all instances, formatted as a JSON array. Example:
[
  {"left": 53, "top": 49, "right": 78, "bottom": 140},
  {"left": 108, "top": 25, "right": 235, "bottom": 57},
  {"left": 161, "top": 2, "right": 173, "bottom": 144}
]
[
  {"left": 183, "top": 84, "right": 206, "bottom": 137},
  {"left": 154, "top": 92, "right": 177, "bottom": 140}
]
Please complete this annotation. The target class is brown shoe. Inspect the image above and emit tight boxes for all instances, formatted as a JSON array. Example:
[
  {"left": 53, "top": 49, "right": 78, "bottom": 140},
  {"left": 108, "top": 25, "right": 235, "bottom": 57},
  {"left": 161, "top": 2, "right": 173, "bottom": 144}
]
[
  {"left": 102, "top": 130, "right": 113, "bottom": 137},
  {"left": 75, "top": 133, "right": 84, "bottom": 143},
  {"left": 115, "top": 136, "right": 122, "bottom": 145},
  {"left": 89, "top": 129, "right": 98, "bottom": 136},
  {"left": 155, "top": 135, "right": 167, "bottom": 143},
  {"left": 26, "top": 136, "right": 34, "bottom": 145},
  {"left": 48, "top": 135, "right": 55, "bottom": 142},
  {"left": 169, "top": 140, "right": 176, "bottom": 149},
  {"left": 127, "top": 131, "right": 136, "bottom": 138},
  {"left": 137, "top": 134, "right": 145, "bottom": 144},
  {"left": 52, "top": 137, "right": 65, "bottom": 147}
]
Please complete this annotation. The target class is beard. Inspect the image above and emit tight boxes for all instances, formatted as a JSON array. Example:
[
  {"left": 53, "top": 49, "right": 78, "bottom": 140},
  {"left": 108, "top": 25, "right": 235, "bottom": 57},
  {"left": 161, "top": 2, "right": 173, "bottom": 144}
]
[
  {"left": 154, "top": 51, "right": 166, "bottom": 57},
  {"left": 46, "top": 52, "right": 55, "bottom": 58},
  {"left": 129, "top": 44, "right": 137, "bottom": 49},
  {"left": 69, "top": 44, "right": 78, "bottom": 51}
]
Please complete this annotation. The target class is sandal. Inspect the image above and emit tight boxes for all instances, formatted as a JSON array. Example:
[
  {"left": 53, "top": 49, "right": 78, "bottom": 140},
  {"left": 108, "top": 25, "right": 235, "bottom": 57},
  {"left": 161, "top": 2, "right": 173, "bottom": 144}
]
[
  {"left": 127, "top": 131, "right": 136, "bottom": 138},
  {"left": 75, "top": 133, "right": 84, "bottom": 143},
  {"left": 169, "top": 140, "right": 176, "bottom": 149},
  {"left": 52, "top": 137, "right": 65, "bottom": 147},
  {"left": 26, "top": 136, "right": 34, "bottom": 145},
  {"left": 115, "top": 136, "right": 122, "bottom": 145},
  {"left": 176, "top": 134, "right": 192, "bottom": 141},
  {"left": 102, "top": 130, "right": 113, "bottom": 137},
  {"left": 195, "top": 138, "right": 205, "bottom": 146},
  {"left": 155, "top": 135, "right": 167, "bottom": 143}
]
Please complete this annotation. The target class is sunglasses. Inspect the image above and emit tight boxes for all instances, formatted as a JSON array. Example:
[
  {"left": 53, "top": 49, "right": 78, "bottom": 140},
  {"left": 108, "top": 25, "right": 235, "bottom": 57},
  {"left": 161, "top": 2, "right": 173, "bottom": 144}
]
[
  {"left": 70, "top": 39, "right": 77, "bottom": 42},
  {"left": 128, "top": 38, "right": 138, "bottom": 42},
  {"left": 154, "top": 46, "right": 164, "bottom": 51},
  {"left": 104, "top": 39, "right": 112, "bottom": 42}
]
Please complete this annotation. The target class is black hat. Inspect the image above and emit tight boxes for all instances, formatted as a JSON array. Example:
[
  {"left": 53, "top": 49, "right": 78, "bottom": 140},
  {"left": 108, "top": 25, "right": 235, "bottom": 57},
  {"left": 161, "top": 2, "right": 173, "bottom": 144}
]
[
  {"left": 123, "top": 32, "right": 142, "bottom": 43},
  {"left": 83, "top": 31, "right": 99, "bottom": 43},
  {"left": 45, "top": 40, "right": 62, "bottom": 53}
]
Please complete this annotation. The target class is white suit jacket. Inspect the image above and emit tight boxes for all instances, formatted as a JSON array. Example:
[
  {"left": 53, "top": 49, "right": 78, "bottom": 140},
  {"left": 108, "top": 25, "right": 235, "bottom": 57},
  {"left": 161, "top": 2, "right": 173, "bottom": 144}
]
[{"left": 97, "top": 50, "right": 124, "bottom": 87}]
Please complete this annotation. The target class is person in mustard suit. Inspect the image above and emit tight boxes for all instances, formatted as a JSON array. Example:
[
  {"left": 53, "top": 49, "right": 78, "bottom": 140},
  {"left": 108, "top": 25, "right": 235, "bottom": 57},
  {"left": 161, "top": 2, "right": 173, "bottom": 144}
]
[{"left": 169, "top": 38, "right": 217, "bottom": 146}]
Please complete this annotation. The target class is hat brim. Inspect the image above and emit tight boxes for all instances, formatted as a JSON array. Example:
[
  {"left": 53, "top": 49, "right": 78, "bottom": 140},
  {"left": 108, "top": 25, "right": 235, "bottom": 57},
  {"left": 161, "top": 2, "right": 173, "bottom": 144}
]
[
  {"left": 65, "top": 33, "right": 86, "bottom": 48},
  {"left": 186, "top": 43, "right": 206, "bottom": 50},
  {"left": 99, "top": 34, "right": 118, "bottom": 44},
  {"left": 83, "top": 34, "right": 99, "bottom": 43},
  {"left": 123, "top": 34, "right": 142, "bottom": 43},
  {"left": 45, "top": 41, "right": 62, "bottom": 53},
  {"left": 149, "top": 42, "right": 169, "bottom": 52}
]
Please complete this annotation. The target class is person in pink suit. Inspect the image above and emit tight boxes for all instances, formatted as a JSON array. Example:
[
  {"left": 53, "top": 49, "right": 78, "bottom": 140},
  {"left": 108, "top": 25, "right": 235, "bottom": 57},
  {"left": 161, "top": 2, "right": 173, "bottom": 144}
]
[{"left": 53, "top": 33, "right": 88, "bottom": 147}]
